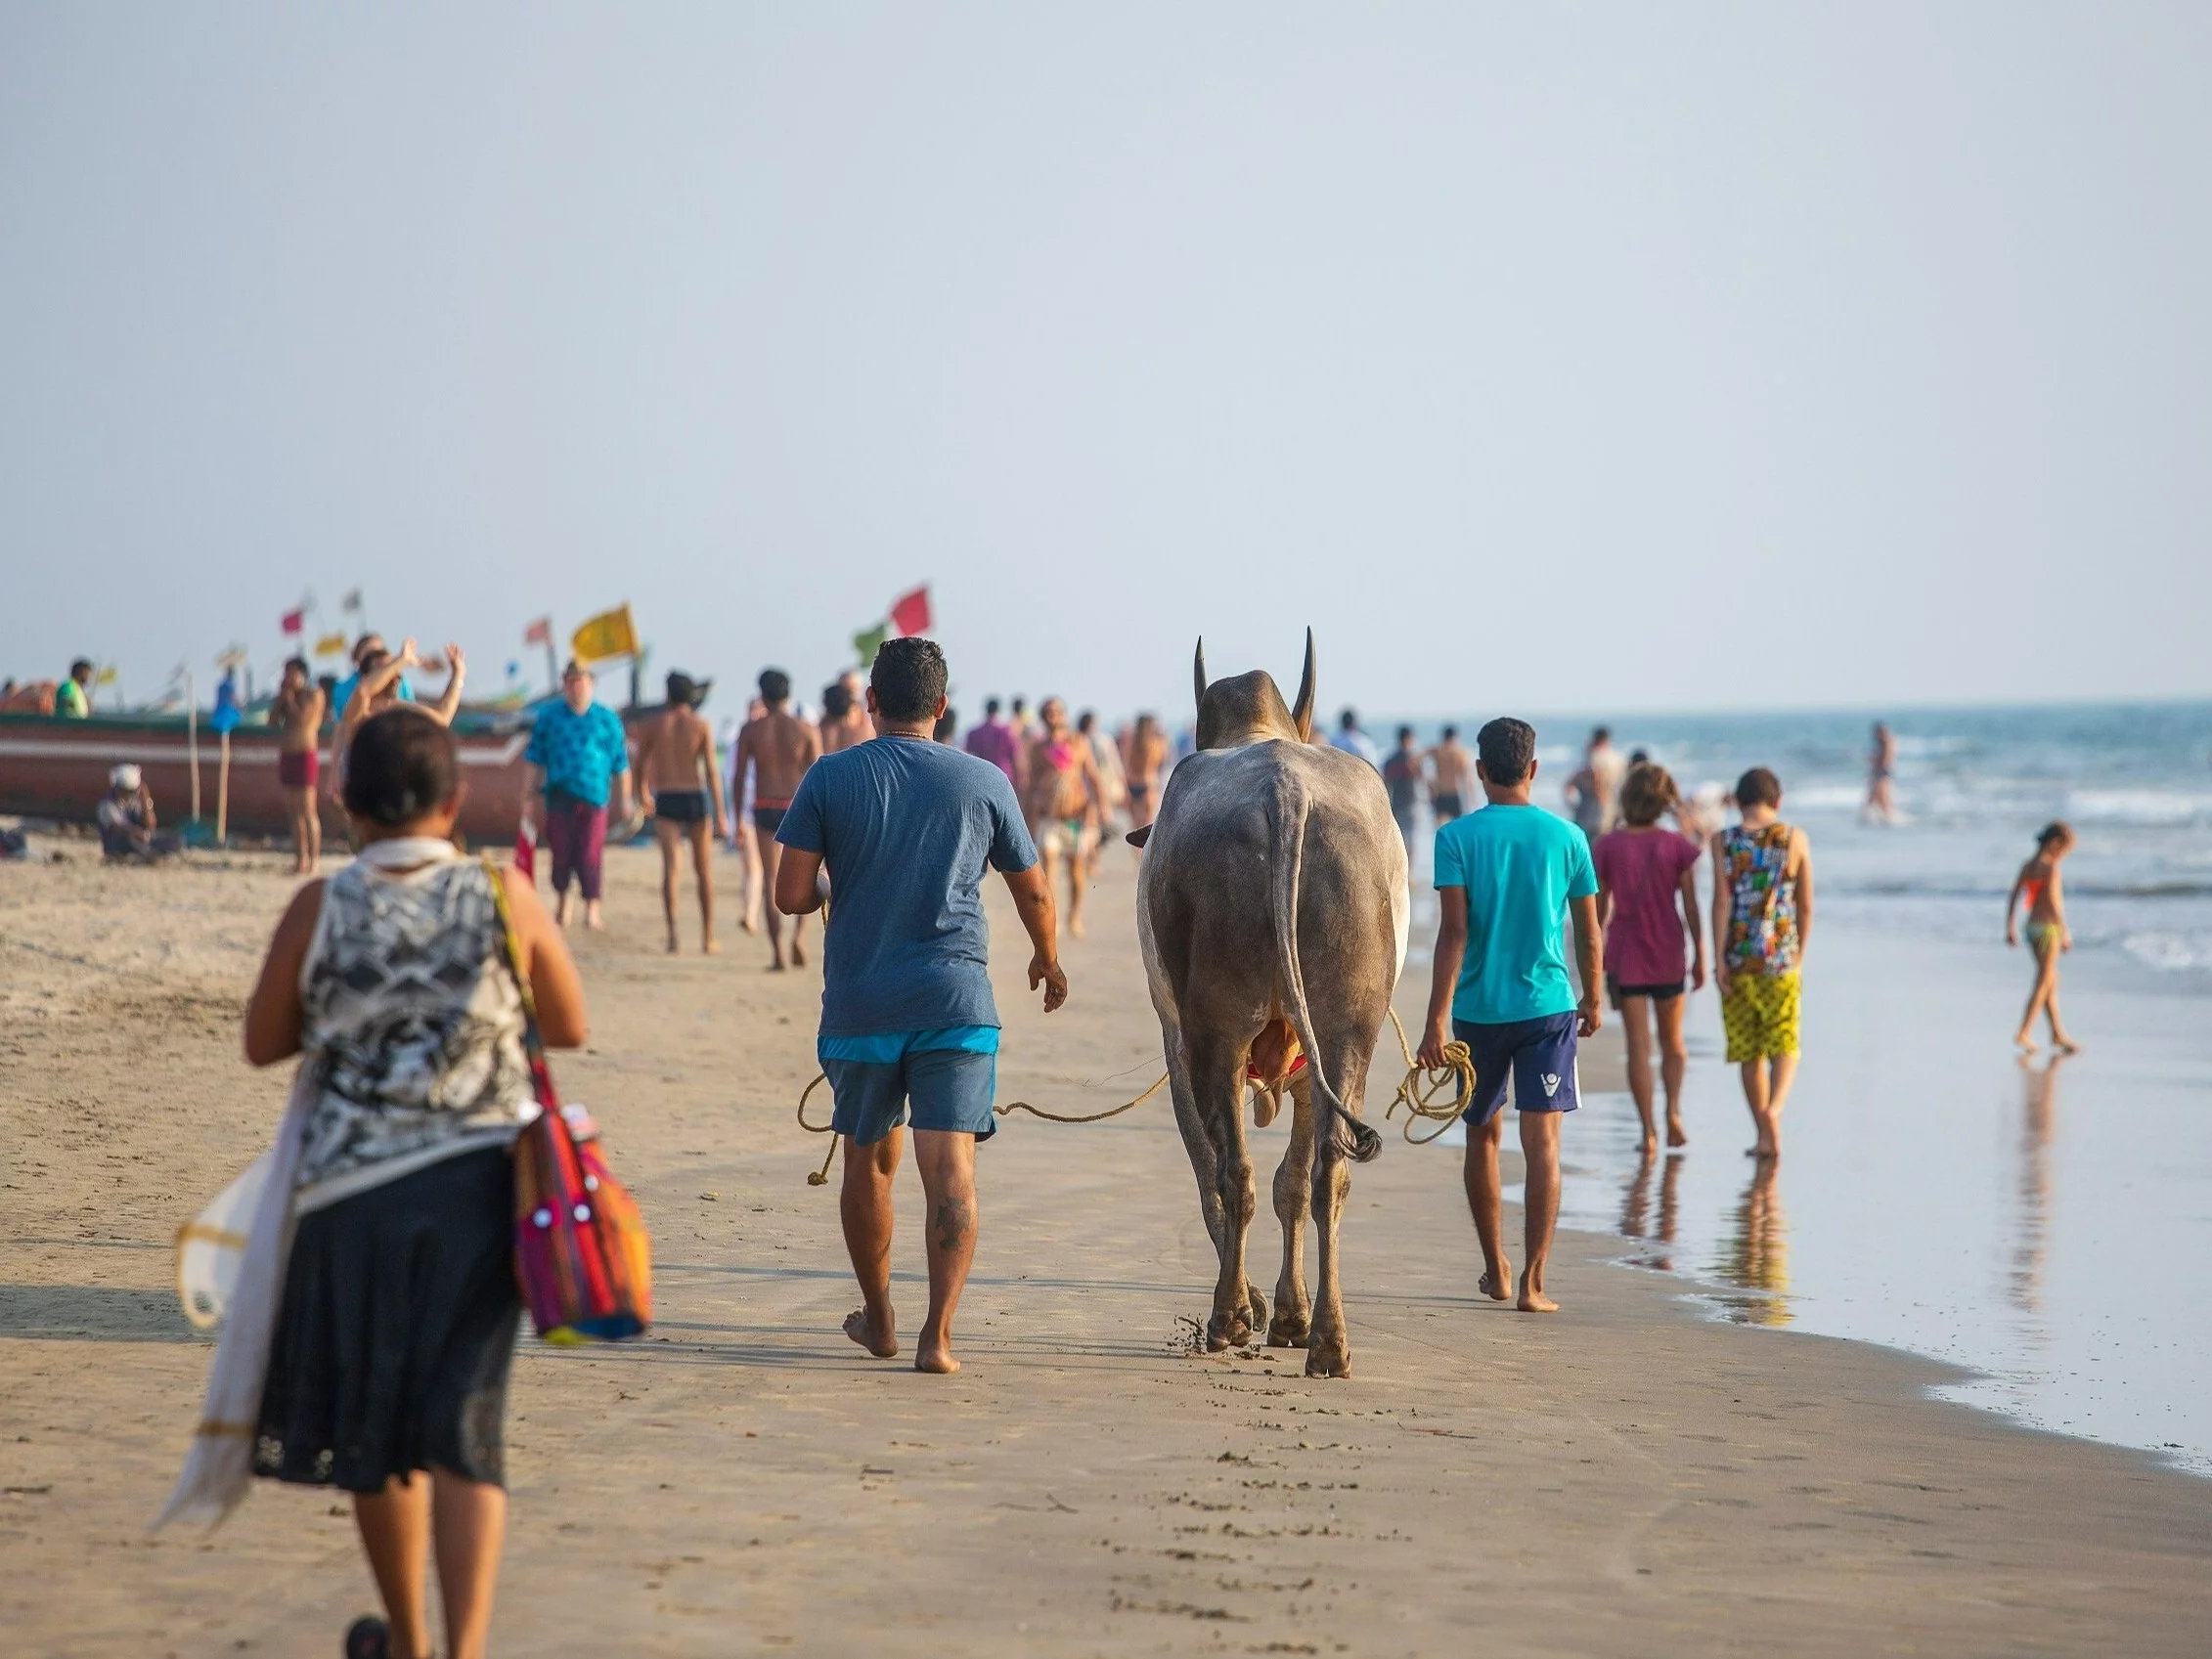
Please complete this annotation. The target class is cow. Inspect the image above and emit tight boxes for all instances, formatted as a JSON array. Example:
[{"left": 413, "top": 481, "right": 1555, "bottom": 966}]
[{"left": 1133, "top": 633, "right": 1408, "bottom": 1377}]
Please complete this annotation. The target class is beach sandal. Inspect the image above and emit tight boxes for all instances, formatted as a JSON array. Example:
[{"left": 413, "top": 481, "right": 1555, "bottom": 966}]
[{"left": 343, "top": 1615, "right": 390, "bottom": 1659}]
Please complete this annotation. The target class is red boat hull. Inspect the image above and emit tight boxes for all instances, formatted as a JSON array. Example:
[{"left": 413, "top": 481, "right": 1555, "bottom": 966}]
[{"left": 0, "top": 714, "right": 535, "bottom": 843}]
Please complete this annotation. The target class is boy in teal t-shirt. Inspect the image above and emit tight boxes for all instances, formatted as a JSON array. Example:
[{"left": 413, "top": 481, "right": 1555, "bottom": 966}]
[{"left": 1419, "top": 717, "right": 1603, "bottom": 1315}]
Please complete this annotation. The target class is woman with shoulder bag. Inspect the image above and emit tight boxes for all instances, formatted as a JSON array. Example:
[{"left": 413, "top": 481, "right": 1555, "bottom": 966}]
[{"left": 238, "top": 706, "right": 586, "bottom": 1659}]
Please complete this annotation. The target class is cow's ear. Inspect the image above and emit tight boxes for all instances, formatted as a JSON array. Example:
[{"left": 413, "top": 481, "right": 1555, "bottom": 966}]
[{"left": 1125, "top": 825, "right": 1152, "bottom": 850}]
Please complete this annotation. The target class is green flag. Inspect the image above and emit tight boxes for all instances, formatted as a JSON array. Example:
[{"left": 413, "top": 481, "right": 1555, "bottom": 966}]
[{"left": 852, "top": 620, "right": 890, "bottom": 667}]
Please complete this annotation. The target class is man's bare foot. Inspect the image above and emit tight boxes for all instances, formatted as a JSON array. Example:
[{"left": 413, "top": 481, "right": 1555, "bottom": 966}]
[
  {"left": 1666, "top": 1116, "right": 1688, "bottom": 1149},
  {"left": 1068, "top": 917, "right": 1085, "bottom": 940},
  {"left": 2014, "top": 1032, "right": 2038, "bottom": 1053},
  {"left": 1640, "top": 1131, "right": 1659, "bottom": 1158},
  {"left": 843, "top": 1307, "right": 899, "bottom": 1359},
  {"left": 791, "top": 939, "right": 808, "bottom": 967},
  {"left": 740, "top": 917, "right": 759, "bottom": 935},
  {"left": 1478, "top": 1265, "right": 1514, "bottom": 1302},
  {"left": 914, "top": 1336, "right": 960, "bottom": 1375},
  {"left": 666, "top": 934, "right": 680, "bottom": 954},
  {"left": 1518, "top": 1286, "right": 1561, "bottom": 1313},
  {"left": 767, "top": 957, "right": 786, "bottom": 973},
  {"left": 2054, "top": 1036, "right": 2081, "bottom": 1055},
  {"left": 584, "top": 903, "right": 605, "bottom": 931},
  {"left": 701, "top": 937, "right": 720, "bottom": 955}
]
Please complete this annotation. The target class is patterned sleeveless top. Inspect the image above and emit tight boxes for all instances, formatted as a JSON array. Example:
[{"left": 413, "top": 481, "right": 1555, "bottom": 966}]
[
  {"left": 1720, "top": 822, "right": 1800, "bottom": 976},
  {"left": 293, "top": 856, "right": 533, "bottom": 1208}
]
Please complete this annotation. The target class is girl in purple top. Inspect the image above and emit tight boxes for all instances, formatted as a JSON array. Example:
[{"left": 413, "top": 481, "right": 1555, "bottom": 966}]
[{"left": 1593, "top": 764, "right": 1706, "bottom": 1156}]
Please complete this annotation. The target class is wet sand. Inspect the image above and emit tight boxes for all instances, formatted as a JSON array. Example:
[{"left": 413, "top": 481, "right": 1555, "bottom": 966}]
[{"left": 2, "top": 843, "right": 2208, "bottom": 1656}]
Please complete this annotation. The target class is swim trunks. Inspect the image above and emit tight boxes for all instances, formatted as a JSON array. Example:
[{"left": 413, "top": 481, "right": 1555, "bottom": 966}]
[
  {"left": 752, "top": 804, "right": 788, "bottom": 837},
  {"left": 1039, "top": 817, "right": 1093, "bottom": 859},
  {"left": 1721, "top": 971, "right": 1800, "bottom": 1062},
  {"left": 653, "top": 789, "right": 707, "bottom": 825},
  {"left": 818, "top": 1027, "right": 1000, "bottom": 1146},
  {"left": 1432, "top": 791, "right": 1463, "bottom": 823},
  {"left": 2024, "top": 920, "right": 2062, "bottom": 958},
  {"left": 279, "top": 749, "right": 321, "bottom": 790},
  {"left": 1452, "top": 1012, "right": 1581, "bottom": 1128}
]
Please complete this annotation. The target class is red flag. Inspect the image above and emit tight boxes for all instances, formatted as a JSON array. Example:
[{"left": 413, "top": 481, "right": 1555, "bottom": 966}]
[
  {"left": 888, "top": 585, "right": 931, "bottom": 637},
  {"left": 513, "top": 824, "right": 537, "bottom": 881},
  {"left": 280, "top": 607, "right": 305, "bottom": 635},
  {"left": 523, "top": 616, "right": 552, "bottom": 646}
]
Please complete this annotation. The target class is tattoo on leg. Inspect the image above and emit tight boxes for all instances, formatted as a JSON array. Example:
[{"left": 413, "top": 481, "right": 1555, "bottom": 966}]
[{"left": 934, "top": 1196, "right": 973, "bottom": 1252}]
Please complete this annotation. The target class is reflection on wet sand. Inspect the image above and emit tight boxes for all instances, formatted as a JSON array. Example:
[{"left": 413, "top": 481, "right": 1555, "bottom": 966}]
[
  {"left": 1715, "top": 1161, "right": 1792, "bottom": 1327},
  {"left": 1619, "top": 1153, "right": 1684, "bottom": 1271},
  {"left": 2008, "top": 1054, "right": 2066, "bottom": 1318}
]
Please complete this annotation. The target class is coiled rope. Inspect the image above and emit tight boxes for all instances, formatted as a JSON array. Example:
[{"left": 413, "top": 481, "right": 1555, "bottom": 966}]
[{"left": 793, "top": 1009, "right": 1475, "bottom": 1185}]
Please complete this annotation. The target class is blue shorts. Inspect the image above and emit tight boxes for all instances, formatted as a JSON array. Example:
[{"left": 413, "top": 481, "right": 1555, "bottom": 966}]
[
  {"left": 818, "top": 1027, "right": 999, "bottom": 1147},
  {"left": 1453, "top": 1013, "right": 1580, "bottom": 1128}
]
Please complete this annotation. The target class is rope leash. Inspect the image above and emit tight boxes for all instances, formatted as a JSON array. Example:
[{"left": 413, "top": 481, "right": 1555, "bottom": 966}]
[
  {"left": 796, "top": 1069, "right": 1170, "bottom": 1186},
  {"left": 792, "top": 1011, "right": 1474, "bottom": 1184},
  {"left": 1381, "top": 1006, "right": 1476, "bottom": 1145}
]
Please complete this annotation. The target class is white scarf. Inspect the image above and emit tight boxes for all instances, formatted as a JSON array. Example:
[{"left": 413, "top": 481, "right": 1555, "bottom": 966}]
[{"left": 155, "top": 835, "right": 460, "bottom": 1530}]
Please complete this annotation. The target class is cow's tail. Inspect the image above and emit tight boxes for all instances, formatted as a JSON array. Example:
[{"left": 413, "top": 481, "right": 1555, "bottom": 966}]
[{"left": 1270, "top": 775, "right": 1385, "bottom": 1165}]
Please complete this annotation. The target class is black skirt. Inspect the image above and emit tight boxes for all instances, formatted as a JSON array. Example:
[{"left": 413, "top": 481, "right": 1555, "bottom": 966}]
[{"left": 254, "top": 1146, "right": 522, "bottom": 1493}]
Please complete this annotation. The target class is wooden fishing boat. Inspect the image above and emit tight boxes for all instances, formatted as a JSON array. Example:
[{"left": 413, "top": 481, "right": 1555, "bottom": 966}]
[{"left": 0, "top": 710, "right": 537, "bottom": 842}]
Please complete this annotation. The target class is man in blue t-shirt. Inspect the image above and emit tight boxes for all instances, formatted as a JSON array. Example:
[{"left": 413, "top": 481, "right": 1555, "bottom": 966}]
[
  {"left": 774, "top": 637, "right": 1066, "bottom": 1375},
  {"left": 1419, "top": 717, "right": 1602, "bottom": 1316}
]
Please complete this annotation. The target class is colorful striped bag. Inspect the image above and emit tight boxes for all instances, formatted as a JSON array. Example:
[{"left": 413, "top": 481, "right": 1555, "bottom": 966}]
[{"left": 484, "top": 856, "right": 652, "bottom": 1344}]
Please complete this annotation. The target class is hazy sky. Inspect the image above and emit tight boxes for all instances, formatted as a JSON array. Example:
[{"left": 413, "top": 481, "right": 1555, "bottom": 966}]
[{"left": 5, "top": 5, "right": 2208, "bottom": 720}]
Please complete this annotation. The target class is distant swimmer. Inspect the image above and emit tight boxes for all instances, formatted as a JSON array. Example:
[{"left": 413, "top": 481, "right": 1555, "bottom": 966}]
[
  {"left": 2006, "top": 822, "right": 2080, "bottom": 1055},
  {"left": 636, "top": 671, "right": 730, "bottom": 953},
  {"left": 1712, "top": 768, "right": 1814, "bottom": 1161},
  {"left": 270, "top": 656, "right": 327, "bottom": 874},
  {"left": 1563, "top": 725, "right": 1626, "bottom": 840},
  {"left": 735, "top": 669, "right": 822, "bottom": 970},
  {"left": 1329, "top": 707, "right": 1379, "bottom": 767},
  {"left": 1425, "top": 724, "right": 1473, "bottom": 826},
  {"left": 963, "top": 697, "right": 1022, "bottom": 786},
  {"left": 819, "top": 674, "right": 872, "bottom": 756},
  {"left": 1381, "top": 725, "right": 1422, "bottom": 859},
  {"left": 1022, "top": 697, "right": 1105, "bottom": 939},
  {"left": 1863, "top": 721, "right": 1899, "bottom": 824},
  {"left": 1122, "top": 712, "right": 1169, "bottom": 839}
]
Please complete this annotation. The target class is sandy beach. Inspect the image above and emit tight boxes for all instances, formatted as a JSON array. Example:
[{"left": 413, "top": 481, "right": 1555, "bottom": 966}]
[{"left": 4, "top": 843, "right": 2210, "bottom": 1657}]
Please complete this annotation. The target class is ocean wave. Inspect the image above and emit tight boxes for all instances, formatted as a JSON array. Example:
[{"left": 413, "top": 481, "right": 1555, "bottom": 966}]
[
  {"left": 2121, "top": 933, "right": 2212, "bottom": 973},
  {"left": 2060, "top": 789, "right": 2212, "bottom": 826},
  {"left": 1835, "top": 878, "right": 2212, "bottom": 900}
]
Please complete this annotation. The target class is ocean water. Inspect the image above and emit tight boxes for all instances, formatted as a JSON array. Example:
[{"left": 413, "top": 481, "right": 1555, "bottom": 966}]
[{"left": 1393, "top": 701, "right": 2212, "bottom": 1475}]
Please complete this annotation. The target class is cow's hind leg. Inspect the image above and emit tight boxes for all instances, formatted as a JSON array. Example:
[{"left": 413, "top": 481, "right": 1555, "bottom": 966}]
[
  {"left": 1268, "top": 1074, "right": 1315, "bottom": 1348},
  {"left": 1305, "top": 1046, "right": 1372, "bottom": 1378},
  {"left": 1186, "top": 1033, "right": 1261, "bottom": 1350}
]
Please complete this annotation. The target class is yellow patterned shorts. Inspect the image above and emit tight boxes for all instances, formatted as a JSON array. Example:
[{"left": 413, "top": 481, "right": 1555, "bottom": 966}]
[{"left": 1722, "top": 971, "right": 1800, "bottom": 1063}]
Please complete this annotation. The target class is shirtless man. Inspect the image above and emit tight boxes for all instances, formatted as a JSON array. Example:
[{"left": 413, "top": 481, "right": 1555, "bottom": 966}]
[
  {"left": 271, "top": 656, "right": 327, "bottom": 873},
  {"left": 820, "top": 671, "right": 873, "bottom": 756},
  {"left": 635, "top": 671, "right": 730, "bottom": 953},
  {"left": 1022, "top": 697, "right": 1105, "bottom": 939},
  {"left": 726, "top": 695, "right": 768, "bottom": 933},
  {"left": 1425, "top": 723, "right": 1474, "bottom": 827},
  {"left": 734, "top": 668, "right": 822, "bottom": 969}
]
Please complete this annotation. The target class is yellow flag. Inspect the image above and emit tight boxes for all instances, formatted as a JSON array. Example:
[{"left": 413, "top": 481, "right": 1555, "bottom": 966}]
[
  {"left": 570, "top": 603, "right": 640, "bottom": 664},
  {"left": 313, "top": 633, "right": 349, "bottom": 657},
  {"left": 94, "top": 665, "right": 119, "bottom": 685}
]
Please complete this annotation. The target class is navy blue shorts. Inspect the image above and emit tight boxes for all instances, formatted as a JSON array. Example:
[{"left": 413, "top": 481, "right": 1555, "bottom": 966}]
[
  {"left": 820, "top": 1029, "right": 998, "bottom": 1147},
  {"left": 1453, "top": 1012, "right": 1581, "bottom": 1128}
]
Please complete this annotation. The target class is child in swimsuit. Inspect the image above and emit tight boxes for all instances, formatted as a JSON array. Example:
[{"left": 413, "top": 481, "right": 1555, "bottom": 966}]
[{"left": 2006, "top": 821, "right": 2079, "bottom": 1054}]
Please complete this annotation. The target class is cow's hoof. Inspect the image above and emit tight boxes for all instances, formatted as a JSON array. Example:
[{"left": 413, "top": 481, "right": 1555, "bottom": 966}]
[
  {"left": 1208, "top": 1313, "right": 1254, "bottom": 1351},
  {"left": 1246, "top": 1286, "right": 1269, "bottom": 1336},
  {"left": 1267, "top": 1316, "right": 1310, "bottom": 1349},
  {"left": 1305, "top": 1344, "right": 1352, "bottom": 1379}
]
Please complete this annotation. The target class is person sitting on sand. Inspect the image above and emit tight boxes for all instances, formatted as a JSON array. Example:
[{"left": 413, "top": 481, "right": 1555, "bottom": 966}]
[
  {"left": 735, "top": 669, "right": 822, "bottom": 971},
  {"left": 239, "top": 708, "right": 586, "bottom": 1659},
  {"left": 271, "top": 656, "right": 327, "bottom": 874},
  {"left": 634, "top": 671, "right": 729, "bottom": 953},
  {"left": 772, "top": 637, "right": 1066, "bottom": 1375},
  {"left": 96, "top": 764, "right": 180, "bottom": 861},
  {"left": 2006, "top": 821, "right": 2080, "bottom": 1054},
  {"left": 1418, "top": 717, "right": 1603, "bottom": 1314},
  {"left": 1711, "top": 768, "right": 1814, "bottom": 1161},
  {"left": 1594, "top": 764, "right": 1705, "bottom": 1157}
]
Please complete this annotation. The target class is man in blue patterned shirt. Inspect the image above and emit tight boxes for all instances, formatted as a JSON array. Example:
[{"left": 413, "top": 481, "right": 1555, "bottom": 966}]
[{"left": 523, "top": 660, "right": 633, "bottom": 929}]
